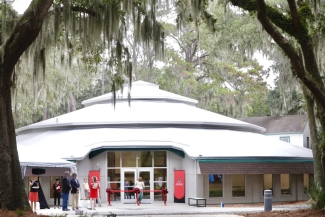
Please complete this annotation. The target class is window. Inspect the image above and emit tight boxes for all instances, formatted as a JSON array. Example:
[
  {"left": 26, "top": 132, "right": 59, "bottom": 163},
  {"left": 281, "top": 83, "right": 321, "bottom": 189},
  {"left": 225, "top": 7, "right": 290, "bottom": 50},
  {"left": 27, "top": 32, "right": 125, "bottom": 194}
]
[
  {"left": 307, "top": 137, "right": 310, "bottom": 149},
  {"left": 280, "top": 136, "right": 290, "bottom": 143},
  {"left": 154, "top": 182, "right": 167, "bottom": 201},
  {"left": 138, "top": 151, "right": 153, "bottom": 167},
  {"left": 303, "top": 174, "right": 314, "bottom": 194},
  {"left": 107, "top": 152, "right": 120, "bottom": 167},
  {"left": 263, "top": 174, "right": 273, "bottom": 195},
  {"left": 122, "top": 151, "right": 136, "bottom": 167},
  {"left": 281, "top": 174, "right": 291, "bottom": 195},
  {"left": 154, "top": 151, "right": 167, "bottom": 167},
  {"left": 107, "top": 169, "right": 121, "bottom": 190},
  {"left": 232, "top": 174, "right": 245, "bottom": 197},
  {"left": 209, "top": 174, "right": 223, "bottom": 197}
]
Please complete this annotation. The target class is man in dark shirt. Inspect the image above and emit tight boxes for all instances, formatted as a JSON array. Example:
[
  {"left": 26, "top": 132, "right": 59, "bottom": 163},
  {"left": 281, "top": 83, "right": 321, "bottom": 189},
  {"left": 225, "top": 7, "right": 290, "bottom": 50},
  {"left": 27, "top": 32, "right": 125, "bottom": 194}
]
[
  {"left": 62, "top": 171, "right": 71, "bottom": 211},
  {"left": 70, "top": 173, "right": 80, "bottom": 210}
]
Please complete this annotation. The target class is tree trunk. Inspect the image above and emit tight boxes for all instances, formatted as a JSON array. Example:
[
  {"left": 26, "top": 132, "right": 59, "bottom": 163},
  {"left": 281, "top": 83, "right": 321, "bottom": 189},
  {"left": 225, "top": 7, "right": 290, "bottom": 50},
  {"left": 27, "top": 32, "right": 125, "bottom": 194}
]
[
  {"left": 0, "top": 74, "right": 30, "bottom": 210},
  {"left": 69, "top": 92, "right": 76, "bottom": 112},
  {"left": 303, "top": 87, "right": 325, "bottom": 189},
  {"left": 0, "top": 0, "right": 54, "bottom": 210}
]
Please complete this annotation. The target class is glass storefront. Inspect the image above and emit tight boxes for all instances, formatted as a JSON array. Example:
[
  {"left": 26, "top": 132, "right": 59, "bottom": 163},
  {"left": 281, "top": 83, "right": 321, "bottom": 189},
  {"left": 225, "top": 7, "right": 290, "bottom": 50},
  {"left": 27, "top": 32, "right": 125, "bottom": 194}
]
[{"left": 107, "top": 151, "right": 167, "bottom": 202}]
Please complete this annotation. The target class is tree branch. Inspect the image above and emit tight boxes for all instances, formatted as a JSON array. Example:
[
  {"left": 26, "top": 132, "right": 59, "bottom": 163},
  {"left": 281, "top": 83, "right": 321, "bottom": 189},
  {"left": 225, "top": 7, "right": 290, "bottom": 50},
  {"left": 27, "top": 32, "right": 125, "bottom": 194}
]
[
  {"left": 2, "top": 0, "right": 54, "bottom": 76},
  {"left": 256, "top": 0, "right": 325, "bottom": 108},
  {"left": 230, "top": 0, "right": 297, "bottom": 37},
  {"left": 193, "top": 53, "right": 209, "bottom": 66},
  {"left": 168, "top": 33, "right": 187, "bottom": 53},
  {"left": 287, "top": 0, "right": 324, "bottom": 87},
  {"left": 70, "top": 6, "right": 97, "bottom": 16}
]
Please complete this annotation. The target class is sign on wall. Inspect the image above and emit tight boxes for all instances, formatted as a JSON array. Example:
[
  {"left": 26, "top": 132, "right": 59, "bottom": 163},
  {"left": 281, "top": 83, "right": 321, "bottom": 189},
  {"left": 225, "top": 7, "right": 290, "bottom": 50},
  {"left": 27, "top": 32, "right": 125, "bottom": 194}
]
[
  {"left": 174, "top": 170, "right": 185, "bottom": 203},
  {"left": 88, "top": 170, "right": 100, "bottom": 185}
]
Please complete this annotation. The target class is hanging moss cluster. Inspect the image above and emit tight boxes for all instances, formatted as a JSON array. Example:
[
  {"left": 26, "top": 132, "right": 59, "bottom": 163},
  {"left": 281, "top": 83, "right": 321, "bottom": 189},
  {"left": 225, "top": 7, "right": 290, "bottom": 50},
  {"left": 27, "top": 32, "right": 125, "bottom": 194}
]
[{"left": 1, "top": 0, "right": 170, "bottom": 126}]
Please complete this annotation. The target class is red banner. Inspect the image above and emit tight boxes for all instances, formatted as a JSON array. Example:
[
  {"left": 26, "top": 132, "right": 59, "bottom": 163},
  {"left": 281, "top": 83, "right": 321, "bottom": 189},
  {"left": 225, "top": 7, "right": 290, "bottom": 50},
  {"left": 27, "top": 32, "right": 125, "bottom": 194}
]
[
  {"left": 174, "top": 170, "right": 185, "bottom": 203},
  {"left": 88, "top": 170, "right": 100, "bottom": 185}
]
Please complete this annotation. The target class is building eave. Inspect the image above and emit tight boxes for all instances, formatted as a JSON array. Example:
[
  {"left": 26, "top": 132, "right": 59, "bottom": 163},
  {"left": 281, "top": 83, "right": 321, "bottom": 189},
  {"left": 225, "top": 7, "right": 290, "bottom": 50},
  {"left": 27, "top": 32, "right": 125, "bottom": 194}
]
[{"left": 16, "top": 121, "right": 265, "bottom": 135}]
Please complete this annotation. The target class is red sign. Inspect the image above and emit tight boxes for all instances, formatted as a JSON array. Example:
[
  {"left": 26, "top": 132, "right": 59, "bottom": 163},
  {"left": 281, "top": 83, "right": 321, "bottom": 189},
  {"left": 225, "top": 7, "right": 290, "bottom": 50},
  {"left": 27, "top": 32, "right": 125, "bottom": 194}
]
[
  {"left": 174, "top": 170, "right": 185, "bottom": 203},
  {"left": 88, "top": 170, "right": 100, "bottom": 186}
]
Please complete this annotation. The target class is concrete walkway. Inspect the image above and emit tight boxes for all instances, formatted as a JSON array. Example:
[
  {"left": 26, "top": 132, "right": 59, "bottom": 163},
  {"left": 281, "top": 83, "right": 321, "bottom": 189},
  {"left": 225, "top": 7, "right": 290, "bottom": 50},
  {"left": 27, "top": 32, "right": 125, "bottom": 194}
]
[{"left": 35, "top": 202, "right": 311, "bottom": 216}]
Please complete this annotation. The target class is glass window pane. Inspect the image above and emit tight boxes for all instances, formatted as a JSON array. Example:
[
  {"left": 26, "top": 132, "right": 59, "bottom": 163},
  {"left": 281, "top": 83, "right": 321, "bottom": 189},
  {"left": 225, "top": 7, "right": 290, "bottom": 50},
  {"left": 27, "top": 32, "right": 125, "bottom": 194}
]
[
  {"left": 232, "top": 174, "right": 245, "bottom": 197},
  {"left": 154, "top": 151, "right": 167, "bottom": 167},
  {"left": 263, "top": 174, "right": 273, "bottom": 195},
  {"left": 281, "top": 174, "right": 291, "bottom": 195},
  {"left": 304, "top": 174, "right": 309, "bottom": 194},
  {"left": 154, "top": 182, "right": 167, "bottom": 201},
  {"left": 138, "top": 151, "right": 153, "bottom": 167},
  {"left": 209, "top": 174, "right": 223, "bottom": 197},
  {"left": 122, "top": 151, "right": 136, "bottom": 167},
  {"left": 154, "top": 169, "right": 167, "bottom": 182},
  {"left": 107, "top": 152, "right": 120, "bottom": 167},
  {"left": 139, "top": 171, "right": 151, "bottom": 200},
  {"left": 107, "top": 169, "right": 120, "bottom": 183}
]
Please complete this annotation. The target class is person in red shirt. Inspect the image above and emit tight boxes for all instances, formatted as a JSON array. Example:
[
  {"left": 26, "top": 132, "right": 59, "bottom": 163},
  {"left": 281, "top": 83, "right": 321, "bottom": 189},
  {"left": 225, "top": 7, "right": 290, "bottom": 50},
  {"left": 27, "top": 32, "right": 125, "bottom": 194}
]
[
  {"left": 89, "top": 176, "right": 99, "bottom": 210},
  {"left": 53, "top": 178, "right": 61, "bottom": 209}
]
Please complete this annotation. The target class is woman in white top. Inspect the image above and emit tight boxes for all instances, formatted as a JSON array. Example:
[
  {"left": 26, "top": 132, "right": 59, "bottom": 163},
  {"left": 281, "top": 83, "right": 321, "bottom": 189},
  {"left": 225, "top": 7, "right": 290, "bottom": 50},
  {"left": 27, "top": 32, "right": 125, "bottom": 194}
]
[
  {"left": 83, "top": 178, "right": 90, "bottom": 200},
  {"left": 134, "top": 177, "right": 145, "bottom": 202}
]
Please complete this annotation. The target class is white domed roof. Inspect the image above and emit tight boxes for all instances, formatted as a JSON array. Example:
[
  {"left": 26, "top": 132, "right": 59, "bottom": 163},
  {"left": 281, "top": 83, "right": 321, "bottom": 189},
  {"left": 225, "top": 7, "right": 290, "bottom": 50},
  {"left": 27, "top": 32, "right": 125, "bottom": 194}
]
[
  {"left": 82, "top": 80, "right": 198, "bottom": 107},
  {"left": 16, "top": 81, "right": 264, "bottom": 135},
  {"left": 16, "top": 80, "right": 312, "bottom": 161}
]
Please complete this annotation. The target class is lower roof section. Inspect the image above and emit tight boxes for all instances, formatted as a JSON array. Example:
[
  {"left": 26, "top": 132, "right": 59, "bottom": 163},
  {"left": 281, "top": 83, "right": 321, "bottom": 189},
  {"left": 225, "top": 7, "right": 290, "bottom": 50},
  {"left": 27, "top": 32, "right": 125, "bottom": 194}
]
[
  {"left": 16, "top": 128, "right": 313, "bottom": 161},
  {"left": 199, "top": 161, "right": 314, "bottom": 174}
]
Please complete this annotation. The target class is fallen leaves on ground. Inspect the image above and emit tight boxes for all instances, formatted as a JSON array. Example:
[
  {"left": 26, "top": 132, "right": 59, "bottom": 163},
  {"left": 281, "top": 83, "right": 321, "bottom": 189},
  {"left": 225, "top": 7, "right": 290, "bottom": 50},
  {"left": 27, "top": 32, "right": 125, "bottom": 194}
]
[
  {"left": 243, "top": 209, "right": 325, "bottom": 217},
  {"left": 0, "top": 210, "right": 47, "bottom": 217}
]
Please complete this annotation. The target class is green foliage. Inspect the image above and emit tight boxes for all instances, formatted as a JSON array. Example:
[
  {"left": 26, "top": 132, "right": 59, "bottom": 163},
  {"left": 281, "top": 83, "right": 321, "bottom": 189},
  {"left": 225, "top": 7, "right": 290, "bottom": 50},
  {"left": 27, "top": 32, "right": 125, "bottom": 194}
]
[
  {"left": 309, "top": 177, "right": 325, "bottom": 209},
  {"left": 14, "top": 206, "right": 28, "bottom": 216}
]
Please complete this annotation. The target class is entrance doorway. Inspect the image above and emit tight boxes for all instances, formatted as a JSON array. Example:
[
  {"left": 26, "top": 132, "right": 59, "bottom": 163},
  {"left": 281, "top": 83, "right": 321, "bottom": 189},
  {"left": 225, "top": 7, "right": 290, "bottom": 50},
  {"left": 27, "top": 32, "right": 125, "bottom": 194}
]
[{"left": 121, "top": 168, "right": 153, "bottom": 203}]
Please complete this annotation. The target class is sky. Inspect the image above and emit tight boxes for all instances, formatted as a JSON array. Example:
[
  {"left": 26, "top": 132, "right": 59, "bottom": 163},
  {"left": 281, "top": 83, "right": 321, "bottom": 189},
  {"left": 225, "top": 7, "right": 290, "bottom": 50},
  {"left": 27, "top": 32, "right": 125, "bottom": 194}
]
[
  {"left": 12, "top": 0, "right": 31, "bottom": 14},
  {"left": 12, "top": 0, "right": 275, "bottom": 87}
]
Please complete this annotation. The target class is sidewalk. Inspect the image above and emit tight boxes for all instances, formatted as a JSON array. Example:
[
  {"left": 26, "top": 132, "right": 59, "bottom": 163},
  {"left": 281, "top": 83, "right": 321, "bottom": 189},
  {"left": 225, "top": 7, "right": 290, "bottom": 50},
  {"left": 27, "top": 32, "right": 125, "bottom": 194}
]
[{"left": 35, "top": 201, "right": 311, "bottom": 217}]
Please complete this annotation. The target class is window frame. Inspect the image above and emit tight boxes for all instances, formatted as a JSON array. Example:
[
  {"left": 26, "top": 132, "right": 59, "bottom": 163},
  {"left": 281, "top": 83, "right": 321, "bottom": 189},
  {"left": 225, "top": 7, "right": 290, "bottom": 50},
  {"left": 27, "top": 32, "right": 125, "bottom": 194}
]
[
  {"left": 280, "top": 174, "right": 291, "bottom": 196},
  {"left": 208, "top": 174, "right": 223, "bottom": 198},
  {"left": 280, "top": 136, "right": 290, "bottom": 143},
  {"left": 231, "top": 174, "right": 246, "bottom": 198},
  {"left": 263, "top": 174, "right": 273, "bottom": 196}
]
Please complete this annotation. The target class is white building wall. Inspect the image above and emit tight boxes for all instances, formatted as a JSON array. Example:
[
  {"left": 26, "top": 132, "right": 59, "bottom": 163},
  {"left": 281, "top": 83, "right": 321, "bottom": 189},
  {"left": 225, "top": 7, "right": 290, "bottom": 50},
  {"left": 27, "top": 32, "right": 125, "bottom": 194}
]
[
  {"left": 87, "top": 151, "right": 108, "bottom": 202},
  {"left": 303, "top": 123, "right": 311, "bottom": 149},
  {"left": 182, "top": 154, "right": 197, "bottom": 202},
  {"left": 267, "top": 134, "right": 303, "bottom": 147},
  {"left": 167, "top": 151, "right": 182, "bottom": 203},
  {"left": 196, "top": 162, "right": 203, "bottom": 198}
]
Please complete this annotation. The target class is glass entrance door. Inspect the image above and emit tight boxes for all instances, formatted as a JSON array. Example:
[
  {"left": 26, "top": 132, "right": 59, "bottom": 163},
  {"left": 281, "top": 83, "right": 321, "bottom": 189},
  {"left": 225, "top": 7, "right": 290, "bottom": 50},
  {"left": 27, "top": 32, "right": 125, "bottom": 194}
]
[
  {"left": 121, "top": 168, "right": 153, "bottom": 203},
  {"left": 138, "top": 168, "right": 153, "bottom": 203},
  {"left": 121, "top": 169, "right": 136, "bottom": 203}
]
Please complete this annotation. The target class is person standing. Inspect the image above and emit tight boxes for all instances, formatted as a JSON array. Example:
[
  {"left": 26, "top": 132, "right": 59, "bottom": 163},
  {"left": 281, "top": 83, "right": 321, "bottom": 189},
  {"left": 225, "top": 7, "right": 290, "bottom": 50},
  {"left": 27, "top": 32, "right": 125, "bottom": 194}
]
[
  {"left": 70, "top": 173, "right": 80, "bottom": 210},
  {"left": 89, "top": 176, "right": 99, "bottom": 210},
  {"left": 53, "top": 178, "right": 61, "bottom": 209},
  {"left": 62, "top": 171, "right": 71, "bottom": 211},
  {"left": 29, "top": 175, "right": 39, "bottom": 213},
  {"left": 96, "top": 181, "right": 102, "bottom": 207},
  {"left": 83, "top": 178, "right": 90, "bottom": 200},
  {"left": 124, "top": 179, "right": 129, "bottom": 199},
  {"left": 134, "top": 177, "right": 145, "bottom": 203}
]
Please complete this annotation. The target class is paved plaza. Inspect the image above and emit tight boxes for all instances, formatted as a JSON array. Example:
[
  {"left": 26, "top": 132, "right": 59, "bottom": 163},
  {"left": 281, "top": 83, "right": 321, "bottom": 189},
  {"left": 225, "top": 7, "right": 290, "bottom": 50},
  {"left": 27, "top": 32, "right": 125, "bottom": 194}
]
[{"left": 35, "top": 201, "right": 311, "bottom": 216}]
